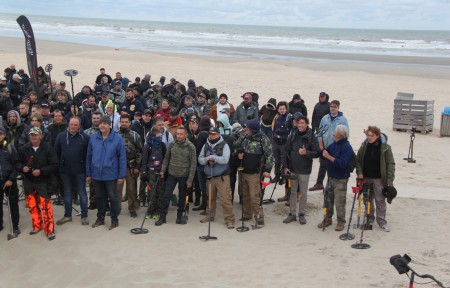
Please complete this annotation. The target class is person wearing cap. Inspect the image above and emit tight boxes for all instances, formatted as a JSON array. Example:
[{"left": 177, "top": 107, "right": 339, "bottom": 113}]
[
  {"left": 0, "top": 76, "right": 8, "bottom": 91},
  {"left": 258, "top": 98, "right": 277, "bottom": 140},
  {"left": 16, "top": 126, "right": 59, "bottom": 240},
  {"left": 0, "top": 87, "right": 15, "bottom": 119},
  {"left": 235, "top": 119, "right": 274, "bottom": 227},
  {"left": 282, "top": 116, "right": 320, "bottom": 225},
  {"left": 317, "top": 125, "right": 354, "bottom": 232},
  {"left": 309, "top": 99, "right": 349, "bottom": 192},
  {"left": 109, "top": 81, "right": 126, "bottom": 105},
  {"left": 198, "top": 126, "right": 235, "bottom": 229},
  {"left": 154, "top": 99, "right": 171, "bottom": 122},
  {"left": 195, "top": 92, "right": 211, "bottom": 118},
  {"left": 7, "top": 74, "right": 24, "bottom": 106},
  {"left": 355, "top": 125, "right": 395, "bottom": 232},
  {"left": 232, "top": 92, "right": 259, "bottom": 126},
  {"left": 40, "top": 103, "right": 53, "bottom": 128},
  {"left": 155, "top": 126, "right": 197, "bottom": 226},
  {"left": 54, "top": 116, "right": 91, "bottom": 226},
  {"left": 209, "top": 93, "right": 235, "bottom": 122},
  {"left": 118, "top": 88, "right": 144, "bottom": 119},
  {"left": 0, "top": 126, "right": 21, "bottom": 235},
  {"left": 165, "top": 107, "right": 183, "bottom": 137},
  {"left": 289, "top": 94, "right": 308, "bottom": 117},
  {"left": 87, "top": 115, "right": 126, "bottom": 230},
  {"left": 117, "top": 114, "right": 142, "bottom": 218},
  {"left": 95, "top": 68, "right": 112, "bottom": 87},
  {"left": 18, "top": 112, "right": 51, "bottom": 148}
]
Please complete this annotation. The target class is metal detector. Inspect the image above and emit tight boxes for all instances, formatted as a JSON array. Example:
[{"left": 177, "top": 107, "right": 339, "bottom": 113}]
[
  {"left": 339, "top": 186, "right": 360, "bottom": 241},
  {"left": 5, "top": 187, "right": 19, "bottom": 240},
  {"left": 351, "top": 184, "right": 373, "bottom": 249},
  {"left": 236, "top": 166, "right": 249, "bottom": 233},
  {"left": 131, "top": 176, "right": 160, "bottom": 234},
  {"left": 199, "top": 164, "right": 217, "bottom": 240},
  {"left": 321, "top": 182, "right": 334, "bottom": 232},
  {"left": 404, "top": 127, "right": 417, "bottom": 163},
  {"left": 181, "top": 194, "right": 189, "bottom": 224},
  {"left": 64, "top": 69, "right": 78, "bottom": 99}
]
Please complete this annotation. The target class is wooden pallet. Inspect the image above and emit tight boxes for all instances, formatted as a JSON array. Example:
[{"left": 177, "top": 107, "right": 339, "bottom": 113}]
[{"left": 393, "top": 98, "right": 434, "bottom": 134}]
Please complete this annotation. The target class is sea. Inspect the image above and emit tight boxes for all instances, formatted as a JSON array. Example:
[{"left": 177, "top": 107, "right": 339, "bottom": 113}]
[{"left": 1, "top": 13, "right": 450, "bottom": 62}]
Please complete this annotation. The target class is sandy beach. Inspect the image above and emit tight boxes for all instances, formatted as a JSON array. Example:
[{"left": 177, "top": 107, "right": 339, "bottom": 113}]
[{"left": 1, "top": 35, "right": 450, "bottom": 288}]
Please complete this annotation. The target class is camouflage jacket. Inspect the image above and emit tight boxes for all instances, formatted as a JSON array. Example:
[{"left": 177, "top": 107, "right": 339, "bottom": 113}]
[
  {"left": 235, "top": 132, "right": 274, "bottom": 174},
  {"left": 118, "top": 128, "right": 142, "bottom": 169}
]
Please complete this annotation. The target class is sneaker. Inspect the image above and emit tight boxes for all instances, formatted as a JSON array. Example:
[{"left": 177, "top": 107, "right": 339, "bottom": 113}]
[
  {"left": 226, "top": 222, "right": 235, "bottom": 229},
  {"left": 335, "top": 223, "right": 345, "bottom": 231},
  {"left": 81, "top": 218, "right": 89, "bottom": 225},
  {"left": 91, "top": 219, "right": 105, "bottom": 228},
  {"left": 283, "top": 213, "right": 297, "bottom": 224},
  {"left": 109, "top": 222, "right": 119, "bottom": 230},
  {"left": 176, "top": 217, "right": 182, "bottom": 224},
  {"left": 56, "top": 216, "right": 72, "bottom": 225},
  {"left": 309, "top": 184, "right": 324, "bottom": 191},
  {"left": 130, "top": 211, "right": 138, "bottom": 218},
  {"left": 155, "top": 218, "right": 166, "bottom": 226},
  {"left": 299, "top": 214, "right": 307, "bottom": 225},
  {"left": 381, "top": 224, "right": 390, "bottom": 232},
  {"left": 48, "top": 233, "right": 56, "bottom": 241},
  {"left": 29, "top": 229, "right": 41, "bottom": 235}
]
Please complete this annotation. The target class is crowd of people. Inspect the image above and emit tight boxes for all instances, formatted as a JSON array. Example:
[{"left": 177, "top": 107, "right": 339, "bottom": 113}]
[{"left": 0, "top": 64, "right": 396, "bottom": 241}]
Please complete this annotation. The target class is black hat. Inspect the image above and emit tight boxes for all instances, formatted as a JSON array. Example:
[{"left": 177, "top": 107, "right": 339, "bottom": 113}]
[
  {"left": 134, "top": 111, "right": 142, "bottom": 117},
  {"left": 41, "top": 102, "right": 50, "bottom": 108},
  {"left": 143, "top": 109, "right": 152, "bottom": 116},
  {"left": 293, "top": 112, "right": 303, "bottom": 119},
  {"left": 208, "top": 126, "right": 220, "bottom": 134},
  {"left": 382, "top": 186, "right": 397, "bottom": 204},
  {"left": 219, "top": 93, "right": 228, "bottom": 100}
]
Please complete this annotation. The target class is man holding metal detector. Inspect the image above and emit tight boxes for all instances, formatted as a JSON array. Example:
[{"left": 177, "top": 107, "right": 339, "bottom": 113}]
[
  {"left": 198, "top": 126, "right": 235, "bottom": 229},
  {"left": 355, "top": 126, "right": 396, "bottom": 232},
  {"left": 282, "top": 116, "right": 320, "bottom": 225},
  {"left": 235, "top": 119, "right": 273, "bottom": 227},
  {"left": 318, "top": 125, "right": 354, "bottom": 232}
]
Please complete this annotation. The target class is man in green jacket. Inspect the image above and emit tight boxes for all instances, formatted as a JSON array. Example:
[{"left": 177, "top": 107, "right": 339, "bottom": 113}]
[
  {"left": 155, "top": 126, "right": 197, "bottom": 226},
  {"left": 355, "top": 125, "right": 395, "bottom": 232}
]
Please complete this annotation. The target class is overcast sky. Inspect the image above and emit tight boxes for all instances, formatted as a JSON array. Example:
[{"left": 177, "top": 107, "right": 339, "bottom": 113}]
[{"left": 3, "top": 0, "right": 450, "bottom": 30}]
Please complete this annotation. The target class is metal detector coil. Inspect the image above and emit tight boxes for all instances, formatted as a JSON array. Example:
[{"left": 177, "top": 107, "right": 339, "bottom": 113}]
[{"left": 64, "top": 69, "right": 78, "bottom": 77}]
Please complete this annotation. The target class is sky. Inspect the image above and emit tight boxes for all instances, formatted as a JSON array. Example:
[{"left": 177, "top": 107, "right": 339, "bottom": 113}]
[{"left": 3, "top": 0, "right": 450, "bottom": 30}]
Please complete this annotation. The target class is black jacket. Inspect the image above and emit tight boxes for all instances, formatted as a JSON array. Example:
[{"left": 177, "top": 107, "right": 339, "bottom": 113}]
[
  {"left": 282, "top": 128, "right": 319, "bottom": 174},
  {"left": 54, "top": 130, "right": 90, "bottom": 175},
  {"left": 47, "top": 121, "right": 68, "bottom": 147},
  {"left": 16, "top": 141, "right": 59, "bottom": 198},
  {"left": 288, "top": 99, "right": 308, "bottom": 117},
  {"left": 311, "top": 98, "right": 330, "bottom": 130},
  {"left": 0, "top": 143, "right": 18, "bottom": 182}
]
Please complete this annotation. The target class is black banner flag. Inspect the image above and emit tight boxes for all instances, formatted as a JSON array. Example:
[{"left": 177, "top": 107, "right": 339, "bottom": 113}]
[{"left": 16, "top": 15, "right": 39, "bottom": 92}]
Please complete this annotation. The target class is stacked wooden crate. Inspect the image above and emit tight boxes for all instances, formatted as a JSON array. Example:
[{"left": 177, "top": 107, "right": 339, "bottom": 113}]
[{"left": 393, "top": 92, "right": 434, "bottom": 134}]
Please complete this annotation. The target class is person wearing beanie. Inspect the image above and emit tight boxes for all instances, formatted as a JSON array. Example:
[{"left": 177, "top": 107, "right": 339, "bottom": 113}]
[
  {"left": 288, "top": 94, "right": 308, "bottom": 117},
  {"left": 87, "top": 114, "right": 126, "bottom": 231},
  {"left": 234, "top": 118, "right": 274, "bottom": 227},
  {"left": 258, "top": 98, "right": 277, "bottom": 140},
  {"left": 209, "top": 93, "right": 235, "bottom": 122}
]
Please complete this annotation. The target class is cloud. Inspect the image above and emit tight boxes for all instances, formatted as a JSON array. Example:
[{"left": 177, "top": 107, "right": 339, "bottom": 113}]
[{"left": 2, "top": 0, "right": 449, "bottom": 30}]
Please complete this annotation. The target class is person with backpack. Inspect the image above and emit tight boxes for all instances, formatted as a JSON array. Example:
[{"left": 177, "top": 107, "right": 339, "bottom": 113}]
[
  {"left": 355, "top": 126, "right": 395, "bottom": 232},
  {"left": 317, "top": 125, "right": 354, "bottom": 232},
  {"left": 117, "top": 114, "right": 142, "bottom": 218},
  {"left": 140, "top": 127, "right": 167, "bottom": 219},
  {"left": 198, "top": 126, "right": 235, "bottom": 229},
  {"left": 282, "top": 116, "right": 320, "bottom": 225},
  {"left": 155, "top": 126, "right": 197, "bottom": 226},
  {"left": 235, "top": 119, "right": 274, "bottom": 227}
]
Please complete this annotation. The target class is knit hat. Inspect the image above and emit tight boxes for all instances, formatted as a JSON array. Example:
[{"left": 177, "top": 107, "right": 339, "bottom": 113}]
[
  {"left": 293, "top": 112, "right": 303, "bottom": 119},
  {"left": 244, "top": 119, "right": 260, "bottom": 133},
  {"left": 99, "top": 116, "right": 111, "bottom": 125},
  {"left": 219, "top": 93, "right": 228, "bottom": 100}
]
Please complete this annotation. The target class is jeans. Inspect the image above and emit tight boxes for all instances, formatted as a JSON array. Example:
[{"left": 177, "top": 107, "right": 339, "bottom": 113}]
[
  {"left": 60, "top": 173, "right": 88, "bottom": 218},
  {"left": 0, "top": 181, "right": 20, "bottom": 229},
  {"left": 159, "top": 174, "right": 187, "bottom": 219},
  {"left": 94, "top": 180, "right": 119, "bottom": 223}
]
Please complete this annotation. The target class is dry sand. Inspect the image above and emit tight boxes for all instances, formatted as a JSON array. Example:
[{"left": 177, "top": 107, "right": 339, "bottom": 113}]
[{"left": 1, "top": 36, "right": 449, "bottom": 288}]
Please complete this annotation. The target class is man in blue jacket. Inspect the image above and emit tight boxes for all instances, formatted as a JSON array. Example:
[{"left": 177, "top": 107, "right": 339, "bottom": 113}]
[
  {"left": 86, "top": 116, "right": 126, "bottom": 230},
  {"left": 317, "top": 125, "right": 354, "bottom": 232},
  {"left": 54, "top": 116, "right": 90, "bottom": 226}
]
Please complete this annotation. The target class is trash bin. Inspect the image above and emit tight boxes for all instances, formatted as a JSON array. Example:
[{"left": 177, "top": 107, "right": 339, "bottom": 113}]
[{"left": 440, "top": 106, "right": 450, "bottom": 137}]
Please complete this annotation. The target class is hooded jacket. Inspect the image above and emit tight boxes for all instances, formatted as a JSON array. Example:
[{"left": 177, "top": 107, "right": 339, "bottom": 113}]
[
  {"left": 5, "top": 110, "right": 28, "bottom": 149},
  {"left": 312, "top": 94, "right": 330, "bottom": 130},
  {"left": 161, "top": 139, "right": 197, "bottom": 185},
  {"left": 216, "top": 113, "right": 232, "bottom": 135},
  {"left": 355, "top": 135, "right": 395, "bottom": 187},
  {"left": 259, "top": 98, "right": 277, "bottom": 126},
  {"left": 288, "top": 99, "right": 307, "bottom": 117}
]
